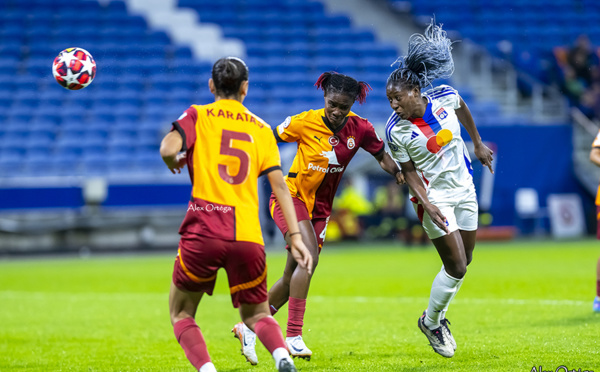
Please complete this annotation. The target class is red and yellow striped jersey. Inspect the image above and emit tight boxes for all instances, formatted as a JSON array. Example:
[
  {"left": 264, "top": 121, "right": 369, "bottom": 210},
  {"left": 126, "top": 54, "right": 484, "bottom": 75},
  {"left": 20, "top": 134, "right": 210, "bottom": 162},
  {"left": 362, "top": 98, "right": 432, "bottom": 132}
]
[
  {"left": 274, "top": 108, "right": 384, "bottom": 219},
  {"left": 173, "top": 99, "right": 281, "bottom": 245}
]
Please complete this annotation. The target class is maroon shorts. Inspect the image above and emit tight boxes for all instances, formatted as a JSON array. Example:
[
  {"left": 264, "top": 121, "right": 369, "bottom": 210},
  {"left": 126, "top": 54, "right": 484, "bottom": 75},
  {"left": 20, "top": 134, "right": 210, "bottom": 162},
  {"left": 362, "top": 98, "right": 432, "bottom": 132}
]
[
  {"left": 597, "top": 206, "right": 600, "bottom": 240},
  {"left": 172, "top": 233, "right": 267, "bottom": 308},
  {"left": 269, "top": 193, "right": 328, "bottom": 252}
]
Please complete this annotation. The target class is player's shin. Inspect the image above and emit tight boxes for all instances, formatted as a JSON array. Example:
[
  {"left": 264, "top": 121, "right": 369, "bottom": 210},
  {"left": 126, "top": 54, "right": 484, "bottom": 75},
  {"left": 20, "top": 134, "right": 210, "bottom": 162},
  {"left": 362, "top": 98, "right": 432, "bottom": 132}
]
[
  {"left": 255, "top": 316, "right": 292, "bottom": 366},
  {"left": 440, "top": 266, "right": 464, "bottom": 320},
  {"left": 424, "top": 268, "right": 463, "bottom": 329},
  {"left": 286, "top": 297, "right": 306, "bottom": 337},
  {"left": 173, "top": 317, "right": 211, "bottom": 370}
]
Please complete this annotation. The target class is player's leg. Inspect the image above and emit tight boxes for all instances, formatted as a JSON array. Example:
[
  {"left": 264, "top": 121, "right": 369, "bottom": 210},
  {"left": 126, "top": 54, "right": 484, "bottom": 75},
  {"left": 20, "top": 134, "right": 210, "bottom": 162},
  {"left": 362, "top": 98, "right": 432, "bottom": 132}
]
[
  {"left": 228, "top": 240, "right": 296, "bottom": 371},
  {"left": 268, "top": 252, "right": 298, "bottom": 312},
  {"left": 171, "top": 235, "right": 223, "bottom": 372},
  {"left": 169, "top": 283, "right": 215, "bottom": 372},
  {"left": 282, "top": 219, "right": 320, "bottom": 359},
  {"left": 239, "top": 302, "right": 296, "bottom": 372}
]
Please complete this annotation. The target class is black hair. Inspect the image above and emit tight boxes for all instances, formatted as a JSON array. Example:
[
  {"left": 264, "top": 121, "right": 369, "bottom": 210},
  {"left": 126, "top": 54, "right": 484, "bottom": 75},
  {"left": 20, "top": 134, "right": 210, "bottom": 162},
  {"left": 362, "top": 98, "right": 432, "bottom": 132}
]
[
  {"left": 315, "top": 71, "right": 371, "bottom": 104},
  {"left": 387, "top": 20, "right": 455, "bottom": 90},
  {"left": 211, "top": 57, "right": 249, "bottom": 97}
]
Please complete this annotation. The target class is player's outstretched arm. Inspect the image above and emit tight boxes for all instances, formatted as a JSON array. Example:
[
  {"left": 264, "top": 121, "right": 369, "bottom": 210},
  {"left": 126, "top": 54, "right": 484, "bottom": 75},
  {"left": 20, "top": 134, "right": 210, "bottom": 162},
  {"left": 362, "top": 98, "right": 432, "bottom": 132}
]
[
  {"left": 267, "top": 169, "right": 313, "bottom": 274},
  {"left": 456, "top": 97, "right": 494, "bottom": 174},
  {"left": 401, "top": 160, "right": 449, "bottom": 234},
  {"left": 590, "top": 147, "right": 600, "bottom": 167},
  {"left": 160, "top": 131, "right": 186, "bottom": 174},
  {"left": 375, "top": 151, "right": 406, "bottom": 184}
]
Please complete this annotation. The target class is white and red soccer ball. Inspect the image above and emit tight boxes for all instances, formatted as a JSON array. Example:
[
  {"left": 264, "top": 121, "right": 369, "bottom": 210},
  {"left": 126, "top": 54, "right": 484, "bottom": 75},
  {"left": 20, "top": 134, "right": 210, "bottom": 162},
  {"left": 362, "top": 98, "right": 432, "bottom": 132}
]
[{"left": 52, "top": 47, "right": 96, "bottom": 90}]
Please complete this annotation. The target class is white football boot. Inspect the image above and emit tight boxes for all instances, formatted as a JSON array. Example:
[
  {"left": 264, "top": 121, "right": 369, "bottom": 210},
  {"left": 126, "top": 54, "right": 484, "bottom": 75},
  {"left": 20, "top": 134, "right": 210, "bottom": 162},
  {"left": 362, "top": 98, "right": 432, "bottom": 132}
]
[
  {"left": 232, "top": 322, "right": 258, "bottom": 365},
  {"left": 440, "top": 318, "right": 457, "bottom": 351},
  {"left": 285, "top": 335, "right": 312, "bottom": 360},
  {"left": 417, "top": 312, "right": 455, "bottom": 358}
]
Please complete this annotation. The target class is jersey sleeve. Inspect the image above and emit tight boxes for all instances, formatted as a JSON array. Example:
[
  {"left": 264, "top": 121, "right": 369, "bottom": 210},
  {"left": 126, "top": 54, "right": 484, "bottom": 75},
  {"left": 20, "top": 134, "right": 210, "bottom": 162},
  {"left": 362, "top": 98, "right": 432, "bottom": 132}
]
[
  {"left": 431, "top": 85, "right": 461, "bottom": 110},
  {"left": 171, "top": 106, "right": 198, "bottom": 152},
  {"left": 259, "top": 127, "right": 282, "bottom": 176},
  {"left": 387, "top": 130, "right": 410, "bottom": 164},
  {"left": 593, "top": 130, "right": 600, "bottom": 148},
  {"left": 273, "top": 115, "right": 302, "bottom": 143},
  {"left": 360, "top": 120, "right": 385, "bottom": 156}
]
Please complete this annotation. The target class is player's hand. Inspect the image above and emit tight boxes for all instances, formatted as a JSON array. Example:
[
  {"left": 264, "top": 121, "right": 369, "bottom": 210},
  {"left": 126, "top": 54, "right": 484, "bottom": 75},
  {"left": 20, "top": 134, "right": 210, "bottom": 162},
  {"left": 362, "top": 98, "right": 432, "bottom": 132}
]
[
  {"left": 164, "top": 153, "right": 187, "bottom": 174},
  {"left": 474, "top": 142, "right": 494, "bottom": 174},
  {"left": 395, "top": 171, "right": 406, "bottom": 185},
  {"left": 424, "top": 203, "right": 449, "bottom": 234},
  {"left": 289, "top": 234, "right": 313, "bottom": 275}
]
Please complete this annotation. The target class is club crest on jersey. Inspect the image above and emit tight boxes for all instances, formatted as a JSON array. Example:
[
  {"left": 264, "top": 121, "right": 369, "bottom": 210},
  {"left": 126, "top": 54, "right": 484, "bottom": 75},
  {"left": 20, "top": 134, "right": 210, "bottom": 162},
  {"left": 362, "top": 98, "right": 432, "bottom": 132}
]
[
  {"left": 435, "top": 107, "right": 448, "bottom": 120},
  {"left": 328, "top": 135, "right": 339, "bottom": 146},
  {"left": 347, "top": 136, "right": 355, "bottom": 149}
]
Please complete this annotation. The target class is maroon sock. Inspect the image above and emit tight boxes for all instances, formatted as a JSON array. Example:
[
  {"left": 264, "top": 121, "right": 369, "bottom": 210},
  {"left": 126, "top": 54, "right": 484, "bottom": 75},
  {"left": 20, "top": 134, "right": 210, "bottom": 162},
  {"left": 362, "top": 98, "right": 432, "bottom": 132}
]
[
  {"left": 255, "top": 316, "right": 286, "bottom": 354},
  {"left": 270, "top": 305, "right": 279, "bottom": 316},
  {"left": 286, "top": 297, "right": 306, "bottom": 337},
  {"left": 596, "top": 280, "right": 600, "bottom": 297},
  {"left": 173, "top": 317, "right": 210, "bottom": 370}
]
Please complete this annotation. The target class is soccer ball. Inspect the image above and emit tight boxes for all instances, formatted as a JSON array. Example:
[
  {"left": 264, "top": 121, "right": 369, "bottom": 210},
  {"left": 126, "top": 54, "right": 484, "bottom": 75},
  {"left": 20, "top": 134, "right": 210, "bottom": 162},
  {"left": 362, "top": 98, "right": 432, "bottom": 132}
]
[{"left": 52, "top": 47, "right": 96, "bottom": 90}]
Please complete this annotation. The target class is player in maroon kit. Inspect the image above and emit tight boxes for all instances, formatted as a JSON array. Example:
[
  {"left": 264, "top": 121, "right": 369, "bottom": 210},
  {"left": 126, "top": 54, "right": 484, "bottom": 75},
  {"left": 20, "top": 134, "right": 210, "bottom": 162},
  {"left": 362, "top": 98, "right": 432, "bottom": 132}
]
[
  {"left": 161, "top": 57, "right": 312, "bottom": 372},
  {"left": 232, "top": 72, "right": 405, "bottom": 363}
]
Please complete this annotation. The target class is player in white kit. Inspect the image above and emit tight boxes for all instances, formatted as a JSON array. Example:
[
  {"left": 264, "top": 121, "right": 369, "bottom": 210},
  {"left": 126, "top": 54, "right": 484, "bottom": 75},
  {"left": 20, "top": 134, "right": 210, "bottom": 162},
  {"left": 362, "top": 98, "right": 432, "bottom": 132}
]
[{"left": 385, "top": 21, "right": 494, "bottom": 358}]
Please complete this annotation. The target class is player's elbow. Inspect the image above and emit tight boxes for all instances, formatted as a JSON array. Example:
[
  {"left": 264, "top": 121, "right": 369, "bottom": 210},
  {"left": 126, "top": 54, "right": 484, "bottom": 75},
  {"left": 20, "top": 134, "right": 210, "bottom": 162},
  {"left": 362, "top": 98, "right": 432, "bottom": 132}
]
[
  {"left": 160, "top": 138, "right": 180, "bottom": 159},
  {"left": 160, "top": 144, "right": 178, "bottom": 159}
]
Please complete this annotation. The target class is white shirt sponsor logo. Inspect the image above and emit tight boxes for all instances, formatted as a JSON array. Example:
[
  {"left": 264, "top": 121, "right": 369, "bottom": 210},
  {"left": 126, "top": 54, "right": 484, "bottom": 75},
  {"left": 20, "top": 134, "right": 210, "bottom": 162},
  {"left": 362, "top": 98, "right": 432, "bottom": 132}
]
[
  {"left": 308, "top": 163, "right": 344, "bottom": 173},
  {"left": 320, "top": 149, "right": 340, "bottom": 165}
]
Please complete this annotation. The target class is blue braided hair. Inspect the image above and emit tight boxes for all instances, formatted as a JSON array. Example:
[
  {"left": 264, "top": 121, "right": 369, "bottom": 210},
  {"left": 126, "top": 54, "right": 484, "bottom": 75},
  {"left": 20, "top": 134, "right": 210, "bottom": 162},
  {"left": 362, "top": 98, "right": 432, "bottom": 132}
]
[{"left": 387, "top": 20, "right": 455, "bottom": 90}]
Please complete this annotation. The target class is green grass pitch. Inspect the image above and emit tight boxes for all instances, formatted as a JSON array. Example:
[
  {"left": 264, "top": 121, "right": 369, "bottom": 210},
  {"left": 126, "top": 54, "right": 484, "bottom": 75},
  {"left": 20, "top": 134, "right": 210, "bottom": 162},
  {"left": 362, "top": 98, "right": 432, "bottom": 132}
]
[{"left": 1, "top": 240, "right": 598, "bottom": 371}]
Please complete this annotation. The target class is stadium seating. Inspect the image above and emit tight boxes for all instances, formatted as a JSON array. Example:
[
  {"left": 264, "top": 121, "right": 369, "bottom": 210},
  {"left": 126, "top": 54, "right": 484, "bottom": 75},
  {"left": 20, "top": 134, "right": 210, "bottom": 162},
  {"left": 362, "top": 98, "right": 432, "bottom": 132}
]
[
  {"left": 0, "top": 0, "right": 406, "bottom": 178},
  {"left": 389, "top": 0, "right": 600, "bottom": 83}
]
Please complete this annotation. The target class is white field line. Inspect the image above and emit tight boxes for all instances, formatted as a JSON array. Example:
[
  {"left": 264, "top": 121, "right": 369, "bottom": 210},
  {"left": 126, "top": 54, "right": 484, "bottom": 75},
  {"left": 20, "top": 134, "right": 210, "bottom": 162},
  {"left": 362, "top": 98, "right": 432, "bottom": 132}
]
[{"left": 0, "top": 291, "right": 587, "bottom": 306}]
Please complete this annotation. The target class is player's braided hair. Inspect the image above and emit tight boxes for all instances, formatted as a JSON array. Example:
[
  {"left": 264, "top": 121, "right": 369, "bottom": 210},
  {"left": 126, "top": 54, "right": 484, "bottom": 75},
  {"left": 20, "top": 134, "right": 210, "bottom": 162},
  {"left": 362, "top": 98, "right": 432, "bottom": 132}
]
[
  {"left": 315, "top": 72, "right": 372, "bottom": 104},
  {"left": 211, "top": 57, "right": 249, "bottom": 98},
  {"left": 387, "top": 20, "right": 455, "bottom": 90}
]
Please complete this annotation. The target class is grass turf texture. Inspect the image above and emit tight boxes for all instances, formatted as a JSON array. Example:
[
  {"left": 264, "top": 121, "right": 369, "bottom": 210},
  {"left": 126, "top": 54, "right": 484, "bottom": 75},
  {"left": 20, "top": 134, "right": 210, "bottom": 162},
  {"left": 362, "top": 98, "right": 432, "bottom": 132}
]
[{"left": 0, "top": 240, "right": 598, "bottom": 371}]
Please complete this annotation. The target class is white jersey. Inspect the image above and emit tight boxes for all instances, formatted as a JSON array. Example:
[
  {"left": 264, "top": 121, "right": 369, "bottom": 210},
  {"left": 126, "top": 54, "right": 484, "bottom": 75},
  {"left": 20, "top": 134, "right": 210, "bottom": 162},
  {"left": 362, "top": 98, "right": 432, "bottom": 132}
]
[{"left": 385, "top": 85, "right": 475, "bottom": 204}]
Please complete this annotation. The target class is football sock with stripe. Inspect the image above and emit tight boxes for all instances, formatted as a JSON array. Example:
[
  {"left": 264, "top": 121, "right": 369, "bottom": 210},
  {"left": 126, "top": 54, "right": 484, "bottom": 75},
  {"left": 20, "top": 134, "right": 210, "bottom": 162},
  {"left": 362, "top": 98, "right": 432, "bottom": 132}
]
[
  {"left": 424, "top": 268, "right": 463, "bottom": 329},
  {"left": 286, "top": 297, "right": 306, "bottom": 337},
  {"left": 173, "top": 317, "right": 211, "bottom": 370}
]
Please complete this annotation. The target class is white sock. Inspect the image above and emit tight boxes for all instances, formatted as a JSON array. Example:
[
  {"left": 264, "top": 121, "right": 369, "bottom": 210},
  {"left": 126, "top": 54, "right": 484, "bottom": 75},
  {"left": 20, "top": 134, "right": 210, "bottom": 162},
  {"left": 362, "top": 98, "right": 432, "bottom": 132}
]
[
  {"left": 272, "top": 347, "right": 293, "bottom": 367},
  {"left": 424, "top": 268, "right": 463, "bottom": 329},
  {"left": 199, "top": 362, "right": 217, "bottom": 372},
  {"left": 441, "top": 278, "right": 463, "bottom": 319}
]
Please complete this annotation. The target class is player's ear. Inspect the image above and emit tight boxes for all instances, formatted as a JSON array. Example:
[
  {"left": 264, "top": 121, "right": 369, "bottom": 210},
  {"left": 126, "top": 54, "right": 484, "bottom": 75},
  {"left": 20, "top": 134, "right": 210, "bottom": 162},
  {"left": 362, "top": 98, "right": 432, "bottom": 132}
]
[
  {"left": 208, "top": 78, "right": 216, "bottom": 95},
  {"left": 239, "top": 80, "right": 249, "bottom": 97},
  {"left": 412, "top": 86, "right": 420, "bottom": 98}
]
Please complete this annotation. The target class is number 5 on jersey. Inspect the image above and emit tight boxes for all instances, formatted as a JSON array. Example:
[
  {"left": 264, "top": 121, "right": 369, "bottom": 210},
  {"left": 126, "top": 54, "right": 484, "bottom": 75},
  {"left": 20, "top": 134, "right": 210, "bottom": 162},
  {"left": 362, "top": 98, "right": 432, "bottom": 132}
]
[{"left": 218, "top": 129, "right": 253, "bottom": 185}]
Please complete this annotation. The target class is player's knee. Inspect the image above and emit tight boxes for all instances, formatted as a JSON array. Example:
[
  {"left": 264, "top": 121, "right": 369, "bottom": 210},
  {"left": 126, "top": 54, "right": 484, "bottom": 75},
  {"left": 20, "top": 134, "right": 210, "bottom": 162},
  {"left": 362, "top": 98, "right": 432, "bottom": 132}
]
[
  {"left": 170, "top": 310, "right": 191, "bottom": 326},
  {"left": 446, "top": 263, "right": 467, "bottom": 279},
  {"left": 311, "top": 255, "right": 319, "bottom": 271},
  {"left": 466, "top": 254, "right": 473, "bottom": 266}
]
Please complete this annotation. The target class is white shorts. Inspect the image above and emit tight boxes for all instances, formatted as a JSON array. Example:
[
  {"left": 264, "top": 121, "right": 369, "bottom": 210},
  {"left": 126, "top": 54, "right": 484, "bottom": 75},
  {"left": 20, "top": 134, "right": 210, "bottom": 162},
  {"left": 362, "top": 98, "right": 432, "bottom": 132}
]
[{"left": 412, "top": 188, "right": 478, "bottom": 240}]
